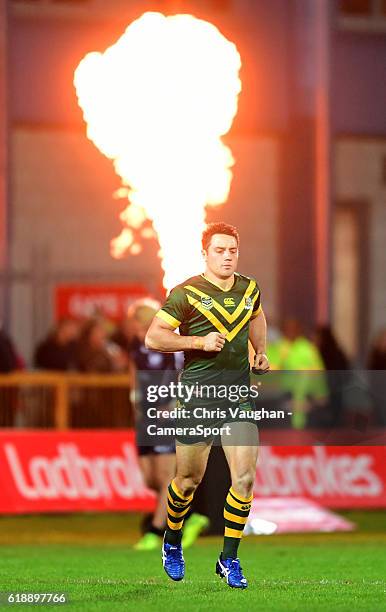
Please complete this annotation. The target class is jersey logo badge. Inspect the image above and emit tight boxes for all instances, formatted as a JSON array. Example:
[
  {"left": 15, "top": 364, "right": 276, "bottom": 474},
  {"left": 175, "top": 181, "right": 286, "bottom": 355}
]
[
  {"left": 245, "top": 297, "right": 253, "bottom": 310},
  {"left": 224, "top": 297, "right": 235, "bottom": 308},
  {"left": 201, "top": 296, "right": 213, "bottom": 310}
]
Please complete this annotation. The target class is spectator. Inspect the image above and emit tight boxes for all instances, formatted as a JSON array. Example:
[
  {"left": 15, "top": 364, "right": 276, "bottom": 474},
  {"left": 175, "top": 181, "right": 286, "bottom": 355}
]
[
  {"left": 72, "top": 319, "right": 129, "bottom": 428},
  {"left": 368, "top": 329, "right": 386, "bottom": 370},
  {"left": 34, "top": 319, "right": 80, "bottom": 371},
  {"left": 251, "top": 320, "right": 291, "bottom": 429},
  {"left": 313, "top": 325, "right": 351, "bottom": 427},
  {"left": 0, "top": 326, "right": 19, "bottom": 373},
  {"left": 367, "top": 329, "right": 386, "bottom": 426},
  {"left": 110, "top": 317, "right": 138, "bottom": 356},
  {"left": 314, "top": 326, "right": 350, "bottom": 371},
  {"left": 0, "top": 325, "right": 21, "bottom": 427},
  {"left": 267, "top": 319, "right": 327, "bottom": 429},
  {"left": 76, "top": 319, "right": 128, "bottom": 373}
]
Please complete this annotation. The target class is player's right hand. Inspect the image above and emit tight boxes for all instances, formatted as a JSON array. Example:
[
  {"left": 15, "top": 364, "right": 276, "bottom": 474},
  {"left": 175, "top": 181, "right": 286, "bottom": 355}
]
[{"left": 203, "top": 332, "right": 226, "bottom": 352}]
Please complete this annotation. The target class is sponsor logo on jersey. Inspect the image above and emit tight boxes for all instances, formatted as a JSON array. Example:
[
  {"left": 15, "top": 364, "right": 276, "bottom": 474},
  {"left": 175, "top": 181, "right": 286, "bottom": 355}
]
[
  {"left": 245, "top": 297, "right": 253, "bottom": 310},
  {"left": 224, "top": 297, "right": 235, "bottom": 308},
  {"left": 201, "top": 296, "right": 213, "bottom": 310}
]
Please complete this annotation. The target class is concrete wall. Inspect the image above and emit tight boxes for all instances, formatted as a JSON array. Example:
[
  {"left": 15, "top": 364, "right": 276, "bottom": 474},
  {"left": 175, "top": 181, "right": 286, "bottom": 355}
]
[
  {"left": 332, "top": 30, "right": 386, "bottom": 136},
  {"left": 9, "top": 2, "right": 290, "bottom": 134},
  {"left": 335, "top": 138, "right": 386, "bottom": 340}
]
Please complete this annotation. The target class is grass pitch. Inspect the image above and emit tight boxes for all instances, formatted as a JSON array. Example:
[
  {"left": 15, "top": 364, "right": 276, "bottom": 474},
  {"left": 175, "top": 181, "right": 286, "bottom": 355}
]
[{"left": 0, "top": 512, "right": 385, "bottom": 611}]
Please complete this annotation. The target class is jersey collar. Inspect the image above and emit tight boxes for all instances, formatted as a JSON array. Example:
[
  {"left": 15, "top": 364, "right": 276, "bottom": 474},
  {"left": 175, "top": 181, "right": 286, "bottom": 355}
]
[{"left": 200, "top": 273, "right": 238, "bottom": 293}]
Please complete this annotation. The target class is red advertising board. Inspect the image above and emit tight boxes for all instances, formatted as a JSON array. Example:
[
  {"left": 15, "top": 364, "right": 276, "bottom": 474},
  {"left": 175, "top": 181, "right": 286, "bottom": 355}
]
[
  {"left": 254, "top": 445, "right": 386, "bottom": 508},
  {"left": 0, "top": 430, "right": 155, "bottom": 514},
  {"left": 55, "top": 284, "right": 149, "bottom": 321},
  {"left": 0, "top": 431, "right": 385, "bottom": 514}
]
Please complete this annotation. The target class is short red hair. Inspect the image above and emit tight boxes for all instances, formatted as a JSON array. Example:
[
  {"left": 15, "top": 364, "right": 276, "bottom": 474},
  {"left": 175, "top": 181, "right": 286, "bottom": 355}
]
[{"left": 201, "top": 222, "right": 239, "bottom": 251}]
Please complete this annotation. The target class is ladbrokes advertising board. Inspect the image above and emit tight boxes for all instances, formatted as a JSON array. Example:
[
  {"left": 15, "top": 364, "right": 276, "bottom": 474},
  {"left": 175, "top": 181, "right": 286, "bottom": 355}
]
[
  {"left": 0, "top": 431, "right": 155, "bottom": 513},
  {"left": 0, "top": 431, "right": 385, "bottom": 513}
]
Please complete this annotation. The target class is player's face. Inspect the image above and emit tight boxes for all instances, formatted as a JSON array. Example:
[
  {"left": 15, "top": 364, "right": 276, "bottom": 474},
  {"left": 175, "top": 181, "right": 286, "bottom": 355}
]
[{"left": 203, "top": 233, "right": 239, "bottom": 279}]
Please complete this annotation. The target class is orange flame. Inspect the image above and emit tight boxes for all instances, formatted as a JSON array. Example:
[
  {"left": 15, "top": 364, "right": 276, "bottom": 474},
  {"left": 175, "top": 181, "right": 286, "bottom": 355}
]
[{"left": 74, "top": 11, "right": 241, "bottom": 290}]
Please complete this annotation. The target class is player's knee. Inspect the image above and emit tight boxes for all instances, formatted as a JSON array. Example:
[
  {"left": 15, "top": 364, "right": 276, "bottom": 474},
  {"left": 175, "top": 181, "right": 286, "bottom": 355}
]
[
  {"left": 175, "top": 473, "right": 202, "bottom": 497},
  {"left": 232, "top": 470, "right": 255, "bottom": 498}
]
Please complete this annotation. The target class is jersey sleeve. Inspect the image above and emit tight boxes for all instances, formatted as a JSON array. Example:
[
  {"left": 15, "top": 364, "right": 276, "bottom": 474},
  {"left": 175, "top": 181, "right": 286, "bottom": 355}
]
[
  {"left": 156, "top": 286, "right": 190, "bottom": 329},
  {"left": 250, "top": 285, "right": 262, "bottom": 319}
]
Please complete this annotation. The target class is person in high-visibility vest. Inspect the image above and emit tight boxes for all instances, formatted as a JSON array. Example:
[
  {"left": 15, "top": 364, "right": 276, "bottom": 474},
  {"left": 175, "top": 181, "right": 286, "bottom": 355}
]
[{"left": 267, "top": 319, "right": 327, "bottom": 429}]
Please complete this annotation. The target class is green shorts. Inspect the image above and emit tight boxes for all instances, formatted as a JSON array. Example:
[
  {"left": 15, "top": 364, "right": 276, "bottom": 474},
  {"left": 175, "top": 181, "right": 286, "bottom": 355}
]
[{"left": 174, "top": 400, "right": 259, "bottom": 445}]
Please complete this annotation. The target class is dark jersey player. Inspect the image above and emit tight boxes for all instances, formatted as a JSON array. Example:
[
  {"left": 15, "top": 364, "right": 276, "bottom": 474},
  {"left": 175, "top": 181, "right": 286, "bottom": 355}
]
[
  {"left": 146, "top": 222, "right": 269, "bottom": 588},
  {"left": 129, "top": 300, "right": 177, "bottom": 551},
  {"left": 129, "top": 300, "right": 209, "bottom": 552}
]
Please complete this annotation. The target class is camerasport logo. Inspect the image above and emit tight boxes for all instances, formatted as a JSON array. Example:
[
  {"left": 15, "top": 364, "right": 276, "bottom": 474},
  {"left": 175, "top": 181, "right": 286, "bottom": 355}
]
[{"left": 254, "top": 446, "right": 384, "bottom": 502}]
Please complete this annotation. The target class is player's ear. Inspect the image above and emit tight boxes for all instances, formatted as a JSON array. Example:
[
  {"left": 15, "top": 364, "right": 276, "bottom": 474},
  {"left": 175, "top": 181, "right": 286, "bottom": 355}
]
[{"left": 202, "top": 249, "right": 207, "bottom": 262}]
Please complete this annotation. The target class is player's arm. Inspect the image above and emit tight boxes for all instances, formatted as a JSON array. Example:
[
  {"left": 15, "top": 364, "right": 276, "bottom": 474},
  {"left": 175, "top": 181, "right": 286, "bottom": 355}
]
[
  {"left": 145, "top": 317, "right": 225, "bottom": 352},
  {"left": 145, "top": 286, "right": 225, "bottom": 353},
  {"left": 249, "top": 308, "right": 270, "bottom": 373}
]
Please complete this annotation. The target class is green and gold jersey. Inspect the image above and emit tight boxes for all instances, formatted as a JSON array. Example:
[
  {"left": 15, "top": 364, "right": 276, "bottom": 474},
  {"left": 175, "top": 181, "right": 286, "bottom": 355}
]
[{"left": 156, "top": 273, "right": 261, "bottom": 386}]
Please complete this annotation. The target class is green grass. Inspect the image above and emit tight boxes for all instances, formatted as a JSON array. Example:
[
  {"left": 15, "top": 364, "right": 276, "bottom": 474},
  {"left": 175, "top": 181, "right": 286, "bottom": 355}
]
[{"left": 0, "top": 512, "right": 385, "bottom": 611}]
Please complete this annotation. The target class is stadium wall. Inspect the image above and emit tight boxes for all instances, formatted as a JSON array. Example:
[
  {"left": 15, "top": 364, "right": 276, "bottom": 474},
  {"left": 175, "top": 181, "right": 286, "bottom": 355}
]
[
  {"left": 335, "top": 138, "right": 386, "bottom": 343},
  {"left": 9, "top": 127, "right": 279, "bottom": 362}
]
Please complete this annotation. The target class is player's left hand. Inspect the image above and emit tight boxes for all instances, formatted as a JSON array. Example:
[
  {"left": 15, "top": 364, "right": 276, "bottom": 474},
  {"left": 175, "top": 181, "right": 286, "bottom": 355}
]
[{"left": 253, "top": 352, "right": 270, "bottom": 374}]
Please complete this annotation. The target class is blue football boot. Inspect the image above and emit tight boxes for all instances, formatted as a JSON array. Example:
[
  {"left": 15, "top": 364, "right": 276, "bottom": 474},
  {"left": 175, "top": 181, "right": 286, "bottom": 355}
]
[
  {"left": 216, "top": 555, "right": 248, "bottom": 589},
  {"left": 162, "top": 537, "right": 185, "bottom": 581}
]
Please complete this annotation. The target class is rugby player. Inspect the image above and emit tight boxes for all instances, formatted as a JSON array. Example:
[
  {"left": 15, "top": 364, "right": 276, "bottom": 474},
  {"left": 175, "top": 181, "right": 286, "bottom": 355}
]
[{"left": 145, "top": 222, "right": 269, "bottom": 588}]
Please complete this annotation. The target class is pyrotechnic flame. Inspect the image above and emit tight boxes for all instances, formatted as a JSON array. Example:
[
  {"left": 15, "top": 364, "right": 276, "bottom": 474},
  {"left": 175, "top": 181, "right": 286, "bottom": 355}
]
[{"left": 74, "top": 11, "right": 241, "bottom": 290}]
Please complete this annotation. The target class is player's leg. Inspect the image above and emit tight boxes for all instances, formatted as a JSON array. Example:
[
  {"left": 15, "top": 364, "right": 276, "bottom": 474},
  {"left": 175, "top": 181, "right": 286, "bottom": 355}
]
[
  {"left": 138, "top": 454, "right": 157, "bottom": 491},
  {"left": 152, "top": 452, "right": 176, "bottom": 530},
  {"left": 138, "top": 452, "right": 156, "bottom": 527},
  {"left": 216, "top": 422, "right": 258, "bottom": 588},
  {"left": 164, "top": 440, "right": 212, "bottom": 545},
  {"left": 134, "top": 453, "right": 156, "bottom": 549},
  {"left": 222, "top": 422, "right": 258, "bottom": 557},
  {"left": 135, "top": 452, "right": 176, "bottom": 550},
  {"left": 162, "top": 440, "right": 212, "bottom": 581}
]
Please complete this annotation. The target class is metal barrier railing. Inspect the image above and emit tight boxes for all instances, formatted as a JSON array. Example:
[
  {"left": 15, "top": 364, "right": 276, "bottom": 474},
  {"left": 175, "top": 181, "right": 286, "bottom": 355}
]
[{"left": 0, "top": 370, "right": 135, "bottom": 430}]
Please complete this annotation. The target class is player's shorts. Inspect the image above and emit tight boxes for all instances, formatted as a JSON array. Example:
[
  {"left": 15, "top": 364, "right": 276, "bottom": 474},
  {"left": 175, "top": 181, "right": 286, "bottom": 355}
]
[
  {"left": 135, "top": 410, "right": 176, "bottom": 456},
  {"left": 136, "top": 442, "right": 176, "bottom": 457},
  {"left": 174, "top": 400, "right": 259, "bottom": 445}
]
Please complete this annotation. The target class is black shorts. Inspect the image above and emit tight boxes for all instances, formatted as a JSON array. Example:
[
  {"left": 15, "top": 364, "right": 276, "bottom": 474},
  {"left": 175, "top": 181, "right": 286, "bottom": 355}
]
[
  {"left": 136, "top": 411, "right": 176, "bottom": 456},
  {"left": 136, "top": 442, "right": 176, "bottom": 457}
]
